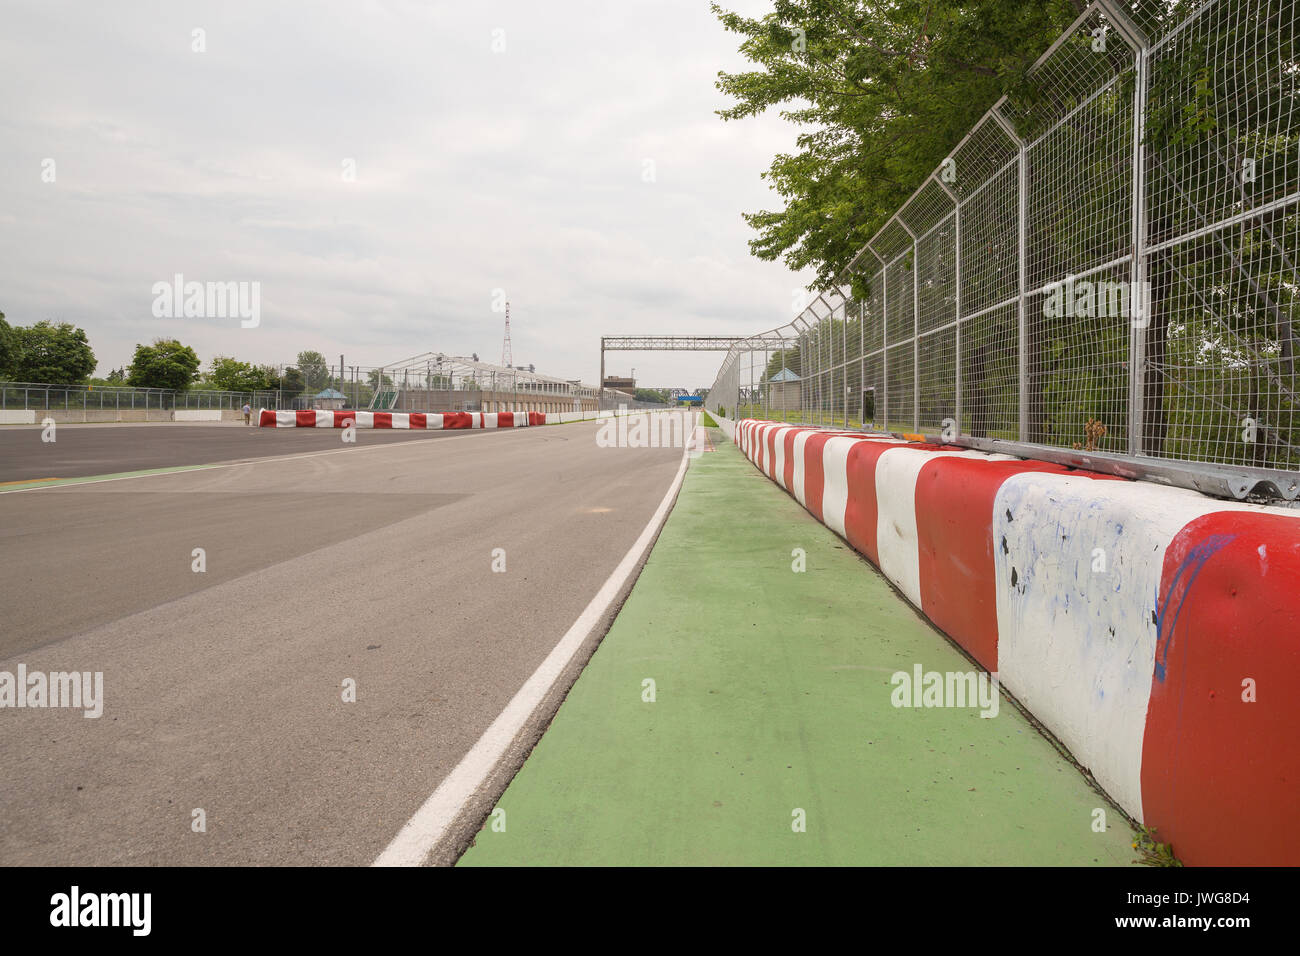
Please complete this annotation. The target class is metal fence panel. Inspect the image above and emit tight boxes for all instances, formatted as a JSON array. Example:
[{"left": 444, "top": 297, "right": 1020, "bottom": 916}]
[{"left": 708, "top": 0, "right": 1300, "bottom": 501}]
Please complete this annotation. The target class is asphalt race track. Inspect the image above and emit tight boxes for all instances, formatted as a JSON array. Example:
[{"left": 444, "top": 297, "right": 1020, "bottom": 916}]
[
  {"left": 0, "top": 422, "right": 479, "bottom": 483},
  {"left": 0, "top": 419, "right": 681, "bottom": 865}
]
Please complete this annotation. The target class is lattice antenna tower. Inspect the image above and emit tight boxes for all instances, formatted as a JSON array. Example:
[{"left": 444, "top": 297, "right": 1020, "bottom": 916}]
[{"left": 501, "top": 301, "right": 512, "bottom": 369}]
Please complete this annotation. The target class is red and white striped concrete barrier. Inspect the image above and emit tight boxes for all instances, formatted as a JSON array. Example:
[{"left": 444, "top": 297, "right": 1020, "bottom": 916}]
[
  {"left": 258, "top": 409, "right": 546, "bottom": 429},
  {"left": 735, "top": 417, "right": 1300, "bottom": 865}
]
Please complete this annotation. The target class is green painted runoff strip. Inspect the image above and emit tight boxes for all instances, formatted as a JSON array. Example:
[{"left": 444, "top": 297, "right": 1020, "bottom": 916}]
[
  {"left": 0, "top": 463, "right": 218, "bottom": 492},
  {"left": 459, "top": 429, "right": 1141, "bottom": 866}
]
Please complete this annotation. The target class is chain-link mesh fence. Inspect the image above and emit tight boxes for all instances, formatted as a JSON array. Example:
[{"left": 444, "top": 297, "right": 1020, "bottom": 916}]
[
  {"left": 2, "top": 360, "right": 661, "bottom": 417},
  {"left": 709, "top": 0, "right": 1299, "bottom": 499},
  {"left": 0, "top": 382, "right": 283, "bottom": 413}
]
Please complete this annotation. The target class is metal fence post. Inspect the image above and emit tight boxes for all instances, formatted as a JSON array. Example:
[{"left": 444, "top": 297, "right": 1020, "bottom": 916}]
[
  {"left": 881, "top": 262, "right": 889, "bottom": 429},
  {"left": 936, "top": 176, "right": 962, "bottom": 436},
  {"left": 991, "top": 105, "right": 1029, "bottom": 443},
  {"left": 859, "top": 299, "right": 865, "bottom": 426},
  {"left": 841, "top": 303, "right": 848, "bottom": 428},
  {"left": 908, "top": 232, "right": 920, "bottom": 430},
  {"left": 1104, "top": 0, "right": 1151, "bottom": 457}
]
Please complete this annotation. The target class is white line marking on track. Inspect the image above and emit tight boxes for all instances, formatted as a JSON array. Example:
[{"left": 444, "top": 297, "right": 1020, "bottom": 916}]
[{"left": 372, "top": 417, "right": 696, "bottom": 867}]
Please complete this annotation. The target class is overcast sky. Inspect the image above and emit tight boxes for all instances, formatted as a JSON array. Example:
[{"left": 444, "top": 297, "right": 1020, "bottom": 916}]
[{"left": 0, "top": 0, "right": 814, "bottom": 389}]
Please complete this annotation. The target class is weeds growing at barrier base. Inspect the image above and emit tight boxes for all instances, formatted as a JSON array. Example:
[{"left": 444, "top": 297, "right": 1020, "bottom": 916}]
[{"left": 1132, "top": 826, "right": 1182, "bottom": 867}]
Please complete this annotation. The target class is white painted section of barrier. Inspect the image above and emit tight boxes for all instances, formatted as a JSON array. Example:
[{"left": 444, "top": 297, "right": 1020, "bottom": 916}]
[
  {"left": 172, "top": 409, "right": 222, "bottom": 422},
  {"left": 275, "top": 410, "right": 296, "bottom": 427},
  {"left": 756, "top": 423, "right": 772, "bottom": 474},
  {"left": 310, "top": 410, "right": 329, "bottom": 427},
  {"left": 391, "top": 413, "right": 410, "bottom": 429},
  {"left": 772, "top": 427, "right": 794, "bottom": 489},
  {"left": 483, "top": 413, "right": 498, "bottom": 429},
  {"left": 991, "top": 474, "right": 1258, "bottom": 821},
  {"left": 0, "top": 410, "right": 37, "bottom": 424},
  {"left": 791, "top": 431, "right": 814, "bottom": 507},
  {"left": 353, "top": 411, "right": 372, "bottom": 428},
  {"left": 873, "top": 448, "right": 929, "bottom": 604},
  {"left": 821, "top": 436, "right": 867, "bottom": 537}
]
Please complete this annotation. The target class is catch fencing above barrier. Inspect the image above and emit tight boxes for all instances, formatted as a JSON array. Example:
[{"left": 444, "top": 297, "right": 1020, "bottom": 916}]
[
  {"left": 709, "top": 0, "right": 1299, "bottom": 501},
  {"left": 0, "top": 382, "right": 279, "bottom": 412}
]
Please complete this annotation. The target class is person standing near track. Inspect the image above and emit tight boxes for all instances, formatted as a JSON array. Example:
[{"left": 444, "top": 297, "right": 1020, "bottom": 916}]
[{"left": 242, "top": 402, "right": 252, "bottom": 425}]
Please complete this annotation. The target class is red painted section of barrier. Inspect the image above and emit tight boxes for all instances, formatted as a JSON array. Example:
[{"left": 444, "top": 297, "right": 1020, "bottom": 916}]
[
  {"left": 802, "top": 432, "right": 885, "bottom": 521},
  {"left": 801, "top": 433, "right": 846, "bottom": 521},
  {"left": 444, "top": 412, "right": 471, "bottom": 429},
  {"left": 295, "top": 410, "right": 316, "bottom": 427},
  {"left": 498, "top": 412, "right": 514, "bottom": 428},
  {"left": 530, "top": 411, "right": 546, "bottom": 426},
  {"left": 779, "top": 428, "right": 814, "bottom": 492},
  {"left": 333, "top": 411, "right": 356, "bottom": 428},
  {"left": 371, "top": 412, "right": 390, "bottom": 428},
  {"left": 259, "top": 409, "right": 276, "bottom": 426},
  {"left": 409, "top": 413, "right": 426, "bottom": 429},
  {"left": 840, "top": 440, "right": 901, "bottom": 564},
  {"left": 764, "top": 425, "right": 781, "bottom": 478},
  {"left": 1141, "top": 510, "right": 1300, "bottom": 866}
]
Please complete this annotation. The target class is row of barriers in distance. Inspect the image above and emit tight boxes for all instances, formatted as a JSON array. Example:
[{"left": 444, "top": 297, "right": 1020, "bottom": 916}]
[
  {"left": 0, "top": 380, "right": 669, "bottom": 418},
  {"left": 708, "top": 0, "right": 1300, "bottom": 502}
]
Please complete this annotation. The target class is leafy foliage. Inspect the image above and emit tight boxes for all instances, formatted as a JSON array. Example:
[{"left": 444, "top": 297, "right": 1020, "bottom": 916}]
[
  {"left": 127, "top": 338, "right": 201, "bottom": 390},
  {"left": 8, "top": 320, "right": 97, "bottom": 384},
  {"left": 296, "top": 350, "right": 332, "bottom": 392},
  {"left": 208, "top": 356, "right": 275, "bottom": 392},
  {"left": 0, "top": 311, "right": 16, "bottom": 377},
  {"left": 713, "top": 0, "right": 1087, "bottom": 291}
]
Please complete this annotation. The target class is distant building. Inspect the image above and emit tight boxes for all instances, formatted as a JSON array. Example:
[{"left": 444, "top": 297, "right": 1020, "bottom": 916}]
[
  {"left": 312, "top": 387, "right": 348, "bottom": 410},
  {"left": 766, "top": 368, "right": 800, "bottom": 412},
  {"left": 603, "top": 375, "right": 636, "bottom": 392}
]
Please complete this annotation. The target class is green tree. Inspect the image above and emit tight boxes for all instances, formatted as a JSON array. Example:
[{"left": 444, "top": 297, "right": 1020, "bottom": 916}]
[
  {"left": 9, "top": 320, "right": 97, "bottom": 384},
  {"left": 209, "top": 356, "right": 273, "bottom": 391},
  {"left": 279, "top": 367, "right": 305, "bottom": 396},
  {"left": 127, "top": 338, "right": 201, "bottom": 390},
  {"left": 366, "top": 369, "right": 395, "bottom": 390},
  {"left": 87, "top": 368, "right": 126, "bottom": 387},
  {"left": 713, "top": 0, "right": 1085, "bottom": 292},
  {"left": 297, "top": 350, "right": 331, "bottom": 391},
  {"left": 0, "top": 311, "right": 16, "bottom": 378}
]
